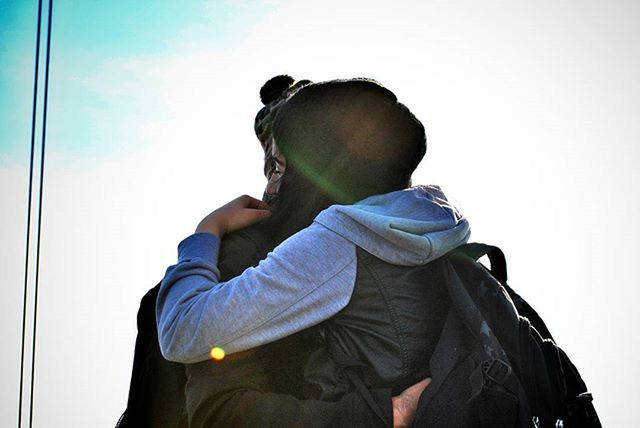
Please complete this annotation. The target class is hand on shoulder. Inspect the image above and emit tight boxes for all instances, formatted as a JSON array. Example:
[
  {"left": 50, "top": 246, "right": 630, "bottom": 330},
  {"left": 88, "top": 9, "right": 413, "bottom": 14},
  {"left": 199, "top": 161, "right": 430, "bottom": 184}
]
[{"left": 196, "top": 195, "right": 271, "bottom": 237}]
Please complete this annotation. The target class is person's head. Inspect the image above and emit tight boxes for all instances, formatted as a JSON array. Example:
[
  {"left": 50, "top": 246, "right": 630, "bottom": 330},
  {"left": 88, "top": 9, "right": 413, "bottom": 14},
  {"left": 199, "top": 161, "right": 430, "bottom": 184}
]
[
  {"left": 254, "top": 75, "right": 312, "bottom": 204},
  {"left": 273, "top": 78, "right": 426, "bottom": 202},
  {"left": 255, "top": 76, "right": 427, "bottom": 244}
]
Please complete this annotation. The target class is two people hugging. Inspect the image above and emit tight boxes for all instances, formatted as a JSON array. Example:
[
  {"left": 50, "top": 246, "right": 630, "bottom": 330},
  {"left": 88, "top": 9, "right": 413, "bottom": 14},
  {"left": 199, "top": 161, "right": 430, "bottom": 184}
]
[{"left": 155, "top": 76, "right": 471, "bottom": 427}]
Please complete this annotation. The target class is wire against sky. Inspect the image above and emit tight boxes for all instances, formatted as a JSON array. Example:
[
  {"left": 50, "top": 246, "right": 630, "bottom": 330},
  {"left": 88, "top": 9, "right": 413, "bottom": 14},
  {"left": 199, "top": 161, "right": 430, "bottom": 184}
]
[{"left": 18, "top": 0, "right": 53, "bottom": 427}]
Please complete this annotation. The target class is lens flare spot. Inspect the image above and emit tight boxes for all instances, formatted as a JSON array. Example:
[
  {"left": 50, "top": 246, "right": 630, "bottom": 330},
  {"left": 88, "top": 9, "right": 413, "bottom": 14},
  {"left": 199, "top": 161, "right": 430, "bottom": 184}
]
[{"left": 210, "top": 346, "right": 225, "bottom": 361}]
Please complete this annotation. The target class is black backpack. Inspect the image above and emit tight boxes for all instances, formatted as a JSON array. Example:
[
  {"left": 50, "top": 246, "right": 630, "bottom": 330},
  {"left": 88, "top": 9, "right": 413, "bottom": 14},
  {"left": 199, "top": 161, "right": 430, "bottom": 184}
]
[{"left": 335, "top": 243, "right": 601, "bottom": 427}]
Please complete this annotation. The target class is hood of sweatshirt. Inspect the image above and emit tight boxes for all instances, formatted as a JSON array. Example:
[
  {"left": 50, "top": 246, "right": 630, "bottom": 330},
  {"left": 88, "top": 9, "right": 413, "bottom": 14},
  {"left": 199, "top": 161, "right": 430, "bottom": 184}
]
[{"left": 314, "top": 185, "right": 471, "bottom": 266}]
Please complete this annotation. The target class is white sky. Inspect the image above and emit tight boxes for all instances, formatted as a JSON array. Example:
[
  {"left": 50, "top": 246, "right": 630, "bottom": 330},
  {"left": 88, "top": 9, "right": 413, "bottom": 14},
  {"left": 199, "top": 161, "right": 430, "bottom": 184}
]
[{"left": 1, "top": 0, "right": 639, "bottom": 426}]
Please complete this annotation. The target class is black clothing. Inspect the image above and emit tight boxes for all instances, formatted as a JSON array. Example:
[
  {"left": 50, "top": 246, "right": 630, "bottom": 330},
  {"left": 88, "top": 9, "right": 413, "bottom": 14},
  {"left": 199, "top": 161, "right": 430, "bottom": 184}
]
[
  {"left": 184, "top": 227, "right": 394, "bottom": 427},
  {"left": 304, "top": 248, "right": 450, "bottom": 400},
  {"left": 118, "top": 227, "right": 394, "bottom": 427}
]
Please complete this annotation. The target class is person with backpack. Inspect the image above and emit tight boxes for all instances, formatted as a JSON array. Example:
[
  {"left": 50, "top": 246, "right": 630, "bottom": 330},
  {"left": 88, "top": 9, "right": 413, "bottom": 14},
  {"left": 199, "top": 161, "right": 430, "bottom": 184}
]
[
  {"left": 157, "top": 77, "right": 472, "bottom": 426},
  {"left": 128, "top": 75, "right": 600, "bottom": 427},
  {"left": 118, "top": 76, "right": 434, "bottom": 428}
]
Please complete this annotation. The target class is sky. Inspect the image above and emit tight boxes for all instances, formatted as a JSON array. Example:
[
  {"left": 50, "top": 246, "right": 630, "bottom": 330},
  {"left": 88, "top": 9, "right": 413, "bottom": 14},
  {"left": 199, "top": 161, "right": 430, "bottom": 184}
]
[{"left": 1, "top": 0, "right": 639, "bottom": 426}]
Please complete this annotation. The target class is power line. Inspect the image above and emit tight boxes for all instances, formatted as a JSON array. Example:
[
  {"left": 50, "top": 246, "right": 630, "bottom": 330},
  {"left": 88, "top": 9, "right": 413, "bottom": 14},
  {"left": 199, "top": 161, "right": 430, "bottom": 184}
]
[
  {"left": 18, "top": 0, "right": 44, "bottom": 426},
  {"left": 29, "top": 0, "right": 53, "bottom": 427},
  {"left": 19, "top": 1, "right": 53, "bottom": 427},
  {"left": 29, "top": 0, "right": 54, "bottom": 426}
]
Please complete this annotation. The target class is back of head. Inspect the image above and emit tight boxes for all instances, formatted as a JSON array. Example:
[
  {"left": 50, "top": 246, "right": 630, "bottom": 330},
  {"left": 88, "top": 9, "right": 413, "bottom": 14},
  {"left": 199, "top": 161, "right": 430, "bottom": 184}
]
[{"left": 272, "top": 78, "right": 426, "bottom": 204}]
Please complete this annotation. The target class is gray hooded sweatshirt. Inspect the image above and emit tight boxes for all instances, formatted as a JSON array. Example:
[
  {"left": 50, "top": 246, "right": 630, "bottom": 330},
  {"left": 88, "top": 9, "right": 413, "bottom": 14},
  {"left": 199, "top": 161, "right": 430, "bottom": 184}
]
[{"left": 157, "top": 185, "right": 471, "bottom": 364}]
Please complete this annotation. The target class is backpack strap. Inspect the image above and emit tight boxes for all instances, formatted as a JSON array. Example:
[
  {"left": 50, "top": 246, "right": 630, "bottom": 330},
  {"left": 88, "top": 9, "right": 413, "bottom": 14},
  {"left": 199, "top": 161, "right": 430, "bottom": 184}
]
[
  {"left": 328, "top": 350, "right": 391, "bottom": 426},
  {"left": 456, "top": 243, "right": 508, "bottom": 283},
  {"left": 457, "top": 243, "right": 556, "bottom": 341}
]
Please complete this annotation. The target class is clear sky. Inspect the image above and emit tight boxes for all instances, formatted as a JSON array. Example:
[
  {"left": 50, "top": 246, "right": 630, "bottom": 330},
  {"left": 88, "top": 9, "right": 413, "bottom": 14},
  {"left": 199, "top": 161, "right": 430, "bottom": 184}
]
[{"left": 1, "top": 0, "right": 639, "bottom": 426}]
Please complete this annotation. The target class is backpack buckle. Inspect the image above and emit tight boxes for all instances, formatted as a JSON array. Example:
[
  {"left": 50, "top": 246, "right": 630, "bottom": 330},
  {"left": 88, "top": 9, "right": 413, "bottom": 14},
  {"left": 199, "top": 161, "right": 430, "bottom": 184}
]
[{"left": 482, "top": 359, "right": 512, "bottom": 385}]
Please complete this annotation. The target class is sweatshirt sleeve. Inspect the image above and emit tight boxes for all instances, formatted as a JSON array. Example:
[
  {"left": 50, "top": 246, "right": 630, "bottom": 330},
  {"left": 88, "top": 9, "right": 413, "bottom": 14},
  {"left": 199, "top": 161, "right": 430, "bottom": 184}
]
[{"left": 156, "top": 224, "right": 357, "bottom": 363}]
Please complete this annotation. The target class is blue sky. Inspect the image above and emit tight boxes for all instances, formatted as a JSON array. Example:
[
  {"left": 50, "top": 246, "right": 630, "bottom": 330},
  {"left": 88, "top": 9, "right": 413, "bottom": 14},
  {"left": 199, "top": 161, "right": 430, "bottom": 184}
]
[
  {"left": 0, "top": 0, "right": 38, "bottom": 164},
  {"left": 0, "top": 0, "right": 276, "bottom": 163}
]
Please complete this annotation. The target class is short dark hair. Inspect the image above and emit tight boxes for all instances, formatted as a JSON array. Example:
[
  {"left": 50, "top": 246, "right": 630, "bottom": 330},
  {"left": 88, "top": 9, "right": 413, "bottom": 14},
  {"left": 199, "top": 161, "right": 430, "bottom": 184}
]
[{"left": 272, "top": 78, "right": 426, "bottom": 203}]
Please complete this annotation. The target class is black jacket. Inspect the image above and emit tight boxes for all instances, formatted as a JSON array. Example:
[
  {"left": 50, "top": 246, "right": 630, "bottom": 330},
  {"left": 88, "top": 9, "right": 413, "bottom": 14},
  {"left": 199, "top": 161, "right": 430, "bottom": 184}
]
[{"left": 303, "top": 248, "right": 450, "bottom": 401}]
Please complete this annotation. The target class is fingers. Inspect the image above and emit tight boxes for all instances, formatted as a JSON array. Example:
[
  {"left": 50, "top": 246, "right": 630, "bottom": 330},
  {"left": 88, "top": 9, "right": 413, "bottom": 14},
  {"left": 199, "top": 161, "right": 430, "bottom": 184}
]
[
  {"left": 392, "top": 377, "right": 431, "bottom": 428},
  {"left": 236, "top": 194, "right": 271, "bottom": 211},
  {"left": 414, "top": 377, "right": 431, "bottom": 391},
  {"left": 195, "top": 195, "right": 271, "bottom": 237},
  {"left": 228, "top": 203, "right": 272, "bottom": 231},
  {"left": 248, "top": 197, "right": 271, "bottom": 211},
  {"left": 241, "top": 207, "right": 272, "bottom": 222},
  {"left": 402, "top": 377, "right": 431, "bottom": 398}
]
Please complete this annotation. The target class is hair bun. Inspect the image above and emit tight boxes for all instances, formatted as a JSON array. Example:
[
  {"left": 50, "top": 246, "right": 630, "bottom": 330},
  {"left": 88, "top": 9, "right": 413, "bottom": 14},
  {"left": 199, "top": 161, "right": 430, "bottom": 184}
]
[{"left": 260, "top": 75, "right": 295, "bottom": 105}]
